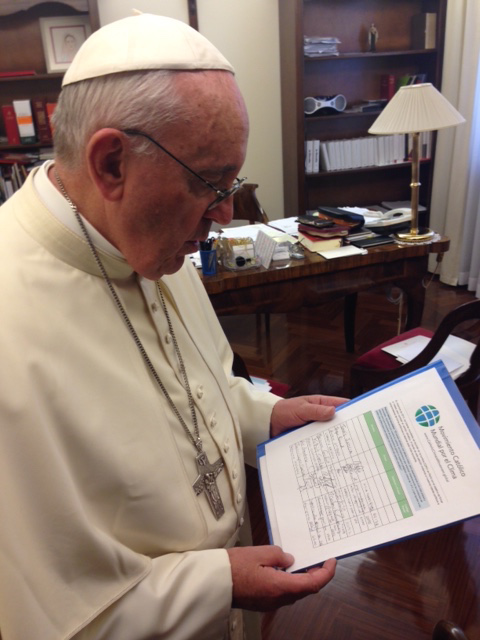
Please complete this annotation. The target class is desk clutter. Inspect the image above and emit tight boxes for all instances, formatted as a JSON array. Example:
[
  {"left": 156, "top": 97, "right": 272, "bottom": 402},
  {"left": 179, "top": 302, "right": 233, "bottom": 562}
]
[{"left": 192, "top": 204, "right": 413, "bottom": 274}]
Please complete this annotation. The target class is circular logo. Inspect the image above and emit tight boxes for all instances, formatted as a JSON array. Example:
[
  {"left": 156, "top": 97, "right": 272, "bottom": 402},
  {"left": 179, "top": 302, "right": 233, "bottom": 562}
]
[{"left": 415, "top": 405, "right": 440, "bottom": 427}]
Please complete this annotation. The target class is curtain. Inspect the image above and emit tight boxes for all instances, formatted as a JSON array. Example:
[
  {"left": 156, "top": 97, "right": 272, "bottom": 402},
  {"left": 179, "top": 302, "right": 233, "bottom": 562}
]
[
  {"left": 457, "top": 61, "right": 480, "bottom": 296},
  {"left": 429, "top": 1, "right": 480, "bottom": 297}
]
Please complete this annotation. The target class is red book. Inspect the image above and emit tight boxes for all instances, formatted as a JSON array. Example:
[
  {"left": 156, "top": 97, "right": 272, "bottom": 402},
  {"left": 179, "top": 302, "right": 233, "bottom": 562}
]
[
  {"left": 298, "top": 230, "right": 343, "bottom": 253},
  {"left": 0, "top": 70, "right": 36, "bottom": 78},
  {"left": 298, "top": 222, "right": 349, "bottom": 237},
  {"left": 380, "top": 74, "right": 396, "bottom": 101},
  {"left": 31, "top": 98, "right": 52, "bottom": 143},
  {"left": 1, "top": 105, "right": 21, "bottom": 145}
]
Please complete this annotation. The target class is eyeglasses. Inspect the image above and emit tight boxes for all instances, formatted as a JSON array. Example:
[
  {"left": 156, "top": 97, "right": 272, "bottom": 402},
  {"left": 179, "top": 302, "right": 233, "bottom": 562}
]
[{"left": 121, "top": 128, "right": 246, "bottom": 211}]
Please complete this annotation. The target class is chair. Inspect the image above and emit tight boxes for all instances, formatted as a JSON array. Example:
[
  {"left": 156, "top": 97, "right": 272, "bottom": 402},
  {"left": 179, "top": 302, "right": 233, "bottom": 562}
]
[
  {"left": 350, "top": 299, "right": 480, "bottom": 414},
  {"left": 232, "top": 183, "right": 268, "bottom": 225},
  {"left": 432, "top": 620, "right": 470, "bottom": 640}
]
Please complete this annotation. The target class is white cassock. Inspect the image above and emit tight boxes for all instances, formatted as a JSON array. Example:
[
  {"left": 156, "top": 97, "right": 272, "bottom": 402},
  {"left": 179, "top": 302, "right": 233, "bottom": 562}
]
[{"left": 0, "top": 164, "right": 280, "bottom": 640}]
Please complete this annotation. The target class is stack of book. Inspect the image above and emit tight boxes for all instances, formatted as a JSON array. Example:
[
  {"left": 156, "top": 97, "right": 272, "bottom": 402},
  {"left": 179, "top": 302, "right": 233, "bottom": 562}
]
[
  {"left": 307, "top": 132, "right": 432, "bottom": 173},
  {"left": 1, "top": 99, "right": 56, "bottom": 146},
  {"left": 297, "top": 217, "right": 350, "bottom": 253}
]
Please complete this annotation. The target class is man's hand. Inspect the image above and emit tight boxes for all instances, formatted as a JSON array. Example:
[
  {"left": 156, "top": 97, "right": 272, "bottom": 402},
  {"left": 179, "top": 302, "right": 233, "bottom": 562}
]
[
  {"left": 227, "top": 545, "right": 336, "bottom": 611},
  {"left": 270, "top": 395, "right": 349, "bottom": 438}
]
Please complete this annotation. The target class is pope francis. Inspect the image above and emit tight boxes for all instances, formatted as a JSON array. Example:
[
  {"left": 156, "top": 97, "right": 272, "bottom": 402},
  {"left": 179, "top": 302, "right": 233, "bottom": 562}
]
[{"left": 0, "top": 13, "right": 344, "bottom": 640}]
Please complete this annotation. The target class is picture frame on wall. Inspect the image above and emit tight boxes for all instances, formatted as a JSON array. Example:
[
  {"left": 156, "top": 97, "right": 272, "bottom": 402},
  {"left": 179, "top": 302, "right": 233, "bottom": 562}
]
[{"left": 39, "top": 16, "right": 91, "bottom": 73}]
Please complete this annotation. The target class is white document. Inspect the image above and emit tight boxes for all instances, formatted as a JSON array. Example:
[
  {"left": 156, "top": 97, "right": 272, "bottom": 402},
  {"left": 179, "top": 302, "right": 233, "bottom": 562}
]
[
  {"left": 258, "top": 362, "right": 480, "bottom": 573},
  {"left": 382, "top": 334, "right": 475, "bottom": 379},
  {"left": 267, "top": 217, "right": 300, "bottom": 236},
  {"left": 317, "top": 245, "right": 367, "bottom": 259}
]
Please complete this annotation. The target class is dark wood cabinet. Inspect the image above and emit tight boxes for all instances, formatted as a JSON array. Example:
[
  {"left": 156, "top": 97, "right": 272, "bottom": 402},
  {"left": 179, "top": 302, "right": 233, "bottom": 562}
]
[
  {"left": 278, "top": 0, "right": 448, "bottom": 225},
  {"left": 0, "top": 0, "right": 99, "bottom": 151}
]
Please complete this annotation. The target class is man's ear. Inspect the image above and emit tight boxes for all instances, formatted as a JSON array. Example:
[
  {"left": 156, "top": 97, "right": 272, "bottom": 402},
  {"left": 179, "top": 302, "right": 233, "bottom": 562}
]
[{"left": 86, "top": 129, "right": 127, "bottom": 201}]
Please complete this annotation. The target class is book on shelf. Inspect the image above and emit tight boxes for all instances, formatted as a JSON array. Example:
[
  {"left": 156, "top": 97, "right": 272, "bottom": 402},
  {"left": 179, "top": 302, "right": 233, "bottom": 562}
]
[
  {"left": 298, "top": 230, "right": 343, "bottom": 253},
  {"left": 12, "top": 100, "right": 36, "bottom": 144},
  {"left": 1, "top": 105, "right": 21, "bottom": 145},
  {"left": 315, "top": 134, "right": 407, "bottom": 172},
  {"left": 312, "top": 139, "right": 320, "bottom": 173},
  {"left": 397, "top": 73, "right": 428, "bottom": 89},
  {"left": 380, "top": 74, "right": 396, "bottom": 101},
  {"left": 31, "top": 98, "right": 52, "bottom": 144},
  {"left": 257, "top": 361, "right": 480, "bottom": 573},
  {"left": 0, "top": 70, "right": 36, "bottom": 78},
  {"left": 305, "top": 139, "right": 314, "bottom": 173},
  {"left": 412, "top": 13, "right": 437, "bottom": 50}
]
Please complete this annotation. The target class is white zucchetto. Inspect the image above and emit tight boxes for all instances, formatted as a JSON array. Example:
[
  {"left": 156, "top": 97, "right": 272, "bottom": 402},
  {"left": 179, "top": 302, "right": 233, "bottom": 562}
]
[{"left": 62, "top": 13, "right": 234, "bottom": 86}]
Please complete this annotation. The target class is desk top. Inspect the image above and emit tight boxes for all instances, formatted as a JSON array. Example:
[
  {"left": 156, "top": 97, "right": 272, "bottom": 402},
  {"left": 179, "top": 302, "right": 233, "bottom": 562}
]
[{"left": 201, "top": 236, "right": 450, "bottom": 295}]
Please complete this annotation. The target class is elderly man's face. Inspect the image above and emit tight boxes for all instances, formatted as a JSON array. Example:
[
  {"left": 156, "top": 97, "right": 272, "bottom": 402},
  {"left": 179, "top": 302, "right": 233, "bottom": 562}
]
[{"left": 113, "top": 72, "right": 249, "bottom": 280}]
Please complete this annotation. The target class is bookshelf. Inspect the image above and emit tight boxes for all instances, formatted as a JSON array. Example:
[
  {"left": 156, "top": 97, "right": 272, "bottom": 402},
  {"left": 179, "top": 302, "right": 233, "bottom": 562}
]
[
  {"left": 0, "top": 0, "right": 100, "bottom": 151},
  {"left": 278, "top": 0, "right": 448, "bottom": 226}
]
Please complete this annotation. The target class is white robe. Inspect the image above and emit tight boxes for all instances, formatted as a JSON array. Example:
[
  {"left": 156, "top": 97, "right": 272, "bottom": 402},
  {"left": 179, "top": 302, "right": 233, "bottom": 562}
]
[{"left": 0, "top": 169, "right": 279, "bottom": 640}]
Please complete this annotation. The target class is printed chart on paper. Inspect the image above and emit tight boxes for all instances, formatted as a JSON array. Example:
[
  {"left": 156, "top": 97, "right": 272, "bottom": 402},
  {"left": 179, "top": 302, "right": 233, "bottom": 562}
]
[{"left": 290, "top": 410, "right": 418, "bottom": 549}]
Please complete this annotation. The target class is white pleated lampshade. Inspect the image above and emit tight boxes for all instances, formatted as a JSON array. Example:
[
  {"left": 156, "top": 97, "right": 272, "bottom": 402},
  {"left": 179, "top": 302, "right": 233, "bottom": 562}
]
[{"left": 368, "top": 83, "right": 465, "bottom": 134}]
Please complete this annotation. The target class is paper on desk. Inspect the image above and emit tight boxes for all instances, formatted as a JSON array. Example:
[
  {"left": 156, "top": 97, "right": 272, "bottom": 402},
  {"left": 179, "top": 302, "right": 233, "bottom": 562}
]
[
  {"left": 382, "top": 335, "right": 475, "bottom": 379},
  {"left": 317, "top": 245, "right": 367, "bottom": 259},
  {"left": 267, "top": 216, "right": 300, "bottom": 236},
  {"left": 220, "top": 223, "right": 272, "bottom": 241}
]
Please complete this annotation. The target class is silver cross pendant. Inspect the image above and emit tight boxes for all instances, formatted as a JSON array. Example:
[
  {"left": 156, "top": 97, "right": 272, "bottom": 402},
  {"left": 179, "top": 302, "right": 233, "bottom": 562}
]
[{"left": 193, "top": 449, "right": 225, "bottom": 520}]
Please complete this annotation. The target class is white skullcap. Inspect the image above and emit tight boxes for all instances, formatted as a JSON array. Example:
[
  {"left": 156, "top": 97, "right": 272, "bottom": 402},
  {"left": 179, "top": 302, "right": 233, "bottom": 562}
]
[{"left": 62, "top": 13, "right": 234, "bottom": 86}]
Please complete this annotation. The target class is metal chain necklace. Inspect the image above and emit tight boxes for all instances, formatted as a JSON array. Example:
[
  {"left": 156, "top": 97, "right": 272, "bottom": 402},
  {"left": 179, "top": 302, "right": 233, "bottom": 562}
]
[{"left": 54, "top": 170, "right": 225, "bottom": 519}]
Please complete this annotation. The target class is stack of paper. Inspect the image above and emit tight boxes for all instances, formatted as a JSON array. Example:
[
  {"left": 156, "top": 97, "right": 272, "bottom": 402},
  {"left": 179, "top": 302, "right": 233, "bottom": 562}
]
[
  {"left": 382, "top": 334, "right": 475, "bottom": 379},
  {"left": 258, "top": 361, "right": 480, "bottom": 573}
]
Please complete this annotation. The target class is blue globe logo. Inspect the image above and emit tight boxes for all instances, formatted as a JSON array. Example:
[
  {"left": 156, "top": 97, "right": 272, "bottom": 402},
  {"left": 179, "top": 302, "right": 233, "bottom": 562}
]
[{"left": 415, "top": 405, "right": 440, "bottom": 427}]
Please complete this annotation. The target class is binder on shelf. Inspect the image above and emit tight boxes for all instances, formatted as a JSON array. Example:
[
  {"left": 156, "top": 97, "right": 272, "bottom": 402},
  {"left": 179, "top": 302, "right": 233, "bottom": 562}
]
[
  {"left": 312, "top": 139, "right": 320, "bottom": 173},
  {"left": 12, "top": 100, "right": 36, "bottom": 144},
  {"left": 1, "top": 105, "right": 21, "bottom": 145},
  {"left": 304, "top": 139, "right": 314, "bottom": 173}
]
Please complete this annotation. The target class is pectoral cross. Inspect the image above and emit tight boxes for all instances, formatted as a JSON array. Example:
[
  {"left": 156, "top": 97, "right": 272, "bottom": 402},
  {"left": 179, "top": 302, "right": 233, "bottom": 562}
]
[{"left": 193, "top": 449, "right": 225, "bottom": 520}]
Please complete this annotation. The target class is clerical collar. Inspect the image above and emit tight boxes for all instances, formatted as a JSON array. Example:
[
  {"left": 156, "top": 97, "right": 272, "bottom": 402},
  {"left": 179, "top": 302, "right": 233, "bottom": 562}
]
[{"left": 33, "top": 160, "right": 124, "bottom": 260}]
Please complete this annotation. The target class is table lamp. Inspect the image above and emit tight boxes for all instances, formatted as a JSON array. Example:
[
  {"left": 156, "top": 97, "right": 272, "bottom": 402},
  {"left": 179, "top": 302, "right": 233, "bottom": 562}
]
[{"left": 368, "top": 83, "right": 465, "bottom": 243}]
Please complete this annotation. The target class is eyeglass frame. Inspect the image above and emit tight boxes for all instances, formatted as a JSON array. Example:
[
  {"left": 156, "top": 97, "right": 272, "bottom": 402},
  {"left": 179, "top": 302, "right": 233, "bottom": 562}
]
[{"left": 121, "top": 128, "right": 246, "bottom": 211}]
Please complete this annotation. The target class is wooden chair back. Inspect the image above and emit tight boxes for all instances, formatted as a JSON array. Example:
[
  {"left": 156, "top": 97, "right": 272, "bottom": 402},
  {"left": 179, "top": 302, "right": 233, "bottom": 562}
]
[{"left": 233, "top": 183, "right": 268, "bottom": 224}]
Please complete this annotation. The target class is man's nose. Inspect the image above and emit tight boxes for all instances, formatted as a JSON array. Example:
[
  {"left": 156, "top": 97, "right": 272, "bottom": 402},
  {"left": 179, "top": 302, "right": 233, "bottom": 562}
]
[{"left": 206, "top": 197, "right": 234, "bottom": 227}]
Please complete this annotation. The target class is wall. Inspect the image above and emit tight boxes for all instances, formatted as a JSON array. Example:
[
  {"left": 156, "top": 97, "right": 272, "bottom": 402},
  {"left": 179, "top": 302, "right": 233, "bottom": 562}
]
[{"left": 97, "top": 0, "right": 285, "bottom": 220}]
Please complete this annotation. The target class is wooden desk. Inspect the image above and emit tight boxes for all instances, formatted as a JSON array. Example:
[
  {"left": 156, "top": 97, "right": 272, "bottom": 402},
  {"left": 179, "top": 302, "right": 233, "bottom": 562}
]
[{"left": 202, "top": 237, "right": 450, "bottom": 352}]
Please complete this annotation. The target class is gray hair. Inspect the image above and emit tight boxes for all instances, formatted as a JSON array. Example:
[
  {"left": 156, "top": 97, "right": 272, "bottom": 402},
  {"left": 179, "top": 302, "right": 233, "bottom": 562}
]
[{"left": 52, "top": 70, "right": 194, "bottom": 168}]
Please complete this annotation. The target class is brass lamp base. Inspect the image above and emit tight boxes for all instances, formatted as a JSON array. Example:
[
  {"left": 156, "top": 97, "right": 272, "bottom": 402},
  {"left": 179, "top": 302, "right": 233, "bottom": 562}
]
[{"left": 395, "top": 227, "right": 435, "bottom": 243}]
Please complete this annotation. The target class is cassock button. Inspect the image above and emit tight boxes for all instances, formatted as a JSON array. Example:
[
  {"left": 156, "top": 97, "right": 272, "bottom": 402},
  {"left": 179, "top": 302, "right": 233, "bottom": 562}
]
[
  {"left": 150, "top": 302, "right": 159, "bottom": 312},
  {"left": 223, "top": 440, "right": 230, "bottom": 453},
  {"left": 232, "top": 468, "right": 238, "bottom": 479},
  {"left": 236, "top": 492, "right": 242, "bottom": 504},
  {"left": 165, "top": 333, "right": 172, "bottom": 344},
  {"left": 239, "top": 517, "right": 245, "bottom": 527},
  {"left": 196, "top": 385, "right": 204, "bottom": 399},
  {"left": 210, "top": 414, "right": 217, "bottom": 428}
]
